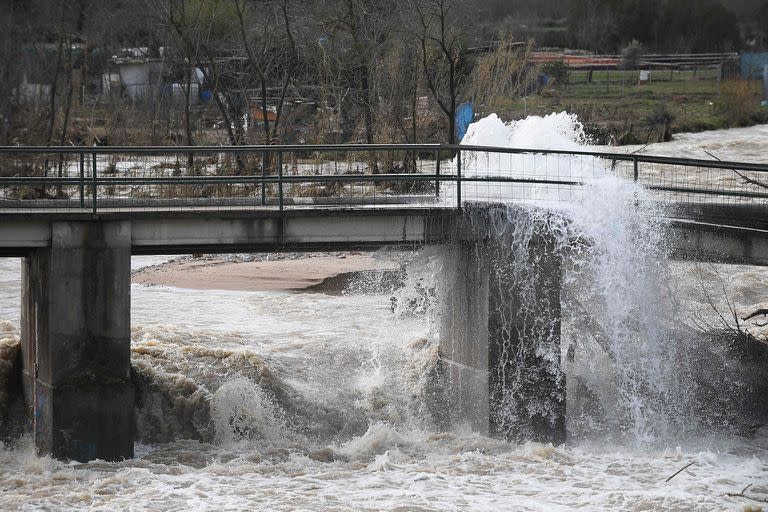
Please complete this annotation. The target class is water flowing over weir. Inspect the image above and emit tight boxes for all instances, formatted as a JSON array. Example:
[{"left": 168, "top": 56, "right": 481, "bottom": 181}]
[
  {"left": 433, "top": 204, "right": 567, "bottom": 443},
  {"left": 127, "top": 295, "right": 444, "bottom": 450},
  {"left": 435, "top": 113, "right": 695, "bottom": 446}
]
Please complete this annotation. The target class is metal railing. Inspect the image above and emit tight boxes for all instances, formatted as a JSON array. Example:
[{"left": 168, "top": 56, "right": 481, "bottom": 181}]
[{"left": 0, "top": 144, "right": 766, "bottom": 225}]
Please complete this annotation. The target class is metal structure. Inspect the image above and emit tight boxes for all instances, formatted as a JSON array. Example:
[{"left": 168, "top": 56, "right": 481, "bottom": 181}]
[{"left": 0, "top": 144, "right": 766, "bottom": 227}]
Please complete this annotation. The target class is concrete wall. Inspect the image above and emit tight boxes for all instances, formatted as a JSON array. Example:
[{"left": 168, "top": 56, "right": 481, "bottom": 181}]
[
  {"left": 668, "top": 220, "right": 768, "bottom": 266},
  {"left": 485, "top": 235, "right": 565, "bottom": 444},
  {"left": 0, "top": 210, "right": 458, "bottom": 256},
  {"left": 21, "top": 222, "right": 134, "bottom": 462},
  {"left": 438, "top": 234, "right": 565, "bottom": 444},
  {"left": 438, "top": 244, "right": 491, "bottom": 433}
]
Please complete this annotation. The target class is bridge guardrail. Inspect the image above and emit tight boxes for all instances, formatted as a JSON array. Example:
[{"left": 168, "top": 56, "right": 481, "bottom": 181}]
[{"left": 0, "top": 144, "right": 766, "bottom": 225}]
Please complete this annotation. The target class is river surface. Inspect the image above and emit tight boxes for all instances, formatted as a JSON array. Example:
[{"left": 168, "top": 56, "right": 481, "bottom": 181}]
[{"left": 1, "top": 123, "right": 768, "bottom": 511}]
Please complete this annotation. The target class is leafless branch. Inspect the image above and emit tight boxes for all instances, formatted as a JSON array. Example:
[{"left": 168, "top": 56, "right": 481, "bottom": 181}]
[
  {"left": 742, "top": 309, "right": 768, "bottom": 321},
  {"left": 704, "top": 150, "right": 768, "bottom": 191},
  {"left": 726, "top": 484, "right": 768, "bottom": 504},
  {"left": 664, "top": 461, "right": 695, "bottom": 483}
]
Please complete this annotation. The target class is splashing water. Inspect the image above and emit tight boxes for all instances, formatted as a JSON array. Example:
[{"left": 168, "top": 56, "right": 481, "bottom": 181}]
[
  {"left": 211, "top": 378, "right": 292, "bottom": 446},
  {"left": 454, "top": 112, "right": 681, "bottom": 445},
  {"left": 443, "top": 112, "right": 604, "bottom": 206}
]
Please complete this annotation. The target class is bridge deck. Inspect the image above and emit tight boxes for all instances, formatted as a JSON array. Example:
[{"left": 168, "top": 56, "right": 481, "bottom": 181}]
[
  {"left": 0, "top": 144, "right": 766, "bottom": 261},
  {"left": 1, "top": 205, "right": 767, "bottom": 265},
  {"left": 0, "top": 206, "right": 460, "bottom": 256}
]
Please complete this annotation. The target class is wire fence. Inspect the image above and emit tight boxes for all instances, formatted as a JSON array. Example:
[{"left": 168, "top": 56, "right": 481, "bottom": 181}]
[{"left": 0, "top": 145, "right": 766, "bottom": 226}]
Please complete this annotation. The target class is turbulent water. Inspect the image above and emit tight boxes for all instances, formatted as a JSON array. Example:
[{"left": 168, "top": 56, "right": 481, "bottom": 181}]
[{"left": 1, "top": 118, "right": 768, "bottom": 510}]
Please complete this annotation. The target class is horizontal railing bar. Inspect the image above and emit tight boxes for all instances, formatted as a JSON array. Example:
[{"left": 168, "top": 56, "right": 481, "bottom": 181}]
[
  {"left": 0, "top": 178, "right": 84, "bottom": 185},
  {"left": 457, "top": 176, "right": 584, "bottom": 186},
  {"left": 647, "top": 185, "right": 768, "bottom": 200},
  {"left": 0, "top": 144, "right": 765, "bottom": 173},
  {"left": 0, "top": 175, "right": 584, "bottom": 187},
  {"left": 0, "top": 175, "right": 447, "bottom": 186},
  {"left": 268, "top": 174, "right": 443, "bottom": 184},
  {"left": 455, "top": 145, "right": 768, "bottom": 173},
  {"left": 2, "top": 176, "right": 765, "bottom": 194},
  {"left": 0, "top": 144, "right": 442, "bottom": 154}
]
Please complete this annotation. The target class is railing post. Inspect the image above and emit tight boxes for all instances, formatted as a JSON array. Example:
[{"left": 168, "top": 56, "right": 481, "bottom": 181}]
[
  {"left": 79, "top": 152, "right": 85, "bottom": 209},
  {"left": 261, "top": 150, "right": 267, "bottom": 206},
  {"left": 435, "top": 149, "right": 441, "bottom": 198},
  {"left": 456, "top": 148, "right": 462, "bottom": 211},
  {"left": 633, "top": 156, "right": 639, "bottom": 182},
  {"left": 92, "top": 151, "right": 97, "bottom": 214},
  {"left": 277, "top": 151, "right": 284, "bottom": 213}
]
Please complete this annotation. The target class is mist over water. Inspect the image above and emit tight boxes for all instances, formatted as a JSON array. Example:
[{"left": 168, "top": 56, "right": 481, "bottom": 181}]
[{"left": 0, "top": 119, "right": 767, "bottom": 510}]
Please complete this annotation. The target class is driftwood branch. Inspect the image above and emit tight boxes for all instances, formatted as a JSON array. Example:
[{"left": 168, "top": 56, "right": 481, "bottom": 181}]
[
  {"left": 726, "top": 484, "right": 768, "bottom": 503},
  {"left": 741, "top": 309, "right": 768, "bottom": 322},
  {"left": 704, "top": 150, "right": 768, "bottom": 190},
  {"left": 734, "top": 170, "right": 768, "bottom": 190},
  {"left": 665, "top": 461, "right": 695, "bottom": 482}
]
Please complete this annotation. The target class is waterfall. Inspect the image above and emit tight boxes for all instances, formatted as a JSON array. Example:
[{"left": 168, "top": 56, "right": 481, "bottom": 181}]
[{"left": 452, "top": 113, "right": 684, "bottom": 445}]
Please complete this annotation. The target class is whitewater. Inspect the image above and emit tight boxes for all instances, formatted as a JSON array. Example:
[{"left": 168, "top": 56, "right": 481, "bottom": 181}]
[{"left": 0, "top": 115, "right": 767, "bottom": 511}]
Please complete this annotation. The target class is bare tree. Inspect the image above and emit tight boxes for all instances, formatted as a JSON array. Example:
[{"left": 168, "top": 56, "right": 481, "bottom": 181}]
[
  {"left": 314, "top": 0, "right": 395, "bottom": 144},
  {"left": 165, "top": 0, "right": 244, "bottom": 147},
  {"left": 0, "top": 2, "right": 21, "bottom": 145},
  {"left": 376, "top": 39, "right": 421, "bottom": 145},
  {"left": 232, "top": 0, "right": 298, "bottom": 145},
  {"left": 467, "top": 34, "right": 535, "bottom": 117},
  {"left": 410, "top": 0, "right": 469, "bottom": 144},
  {"left": 704, "top": 150, "right": 768, "bottom": 192}
]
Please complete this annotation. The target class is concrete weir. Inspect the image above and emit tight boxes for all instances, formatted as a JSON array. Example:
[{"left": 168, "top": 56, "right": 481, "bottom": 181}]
[
  {"left": 21, "top": 222, "right": 133, "bottom": 462},
  {"left": 439, "top": 207, "right": 566, "bottom": 444}
]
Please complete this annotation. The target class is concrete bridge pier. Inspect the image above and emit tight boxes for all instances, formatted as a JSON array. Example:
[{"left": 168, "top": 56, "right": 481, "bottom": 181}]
[
  {"left": 21, "top": 221, "right": 134, "bottom": 462},
  {"left": 439, "top": 233, "right": 566, "bottom": 444},
  {"left": 438, "top": 243, "right": 491, "bottom": 433}
]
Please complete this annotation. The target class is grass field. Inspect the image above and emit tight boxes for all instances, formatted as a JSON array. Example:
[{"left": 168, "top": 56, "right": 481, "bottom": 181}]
[{"left": 493, "top": 68, "right": 768, "bottom": 144}]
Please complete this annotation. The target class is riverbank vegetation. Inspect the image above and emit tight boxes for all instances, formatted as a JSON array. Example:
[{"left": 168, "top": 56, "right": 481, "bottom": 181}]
[
  {"left": 495, "top": 69, "right": 768, "bottom": 145},
  {"left": 0, "top": 0, "right": 766, "bottom": 147}
]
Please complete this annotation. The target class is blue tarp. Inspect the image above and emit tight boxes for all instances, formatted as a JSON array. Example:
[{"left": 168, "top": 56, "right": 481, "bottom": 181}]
[
  {"left": 455, "top": 102, "right": 474, "bottom": 142},
  {"left": 741, "top": 53, "right": 768, "bottom": 80}
]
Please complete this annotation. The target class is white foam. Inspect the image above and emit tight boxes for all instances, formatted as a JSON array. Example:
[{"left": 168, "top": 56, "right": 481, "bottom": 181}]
[
  {"left": 211, "top": 378, "right": 291, "bottom": 446},
  {"left": 441, "top": 112, "right": 605, "bottom": 206}
]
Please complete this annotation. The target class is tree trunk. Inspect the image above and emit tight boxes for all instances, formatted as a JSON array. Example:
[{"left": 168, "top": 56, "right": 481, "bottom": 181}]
[
  {"left": 362, "top": 64, "right": 374, "bottom": 145},
  {"left": 42, "top": 37, "right": 64, "bottom": 197},
  {"left": 184, "top": 68, "right": 195, "bottom": 173},
  {"left": 56, "top": 36, "right": 75, "bottom": 198}
]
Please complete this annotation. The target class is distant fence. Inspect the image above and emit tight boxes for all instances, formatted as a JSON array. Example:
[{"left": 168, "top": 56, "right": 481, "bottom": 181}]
[{"left": 534, "top": 52, "right": 746, "bottom": 91}]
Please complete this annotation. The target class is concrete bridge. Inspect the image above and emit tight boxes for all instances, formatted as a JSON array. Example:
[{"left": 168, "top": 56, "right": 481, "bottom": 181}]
[{"left": 1, "top": 144, "right": 766, "bottom": 461}]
